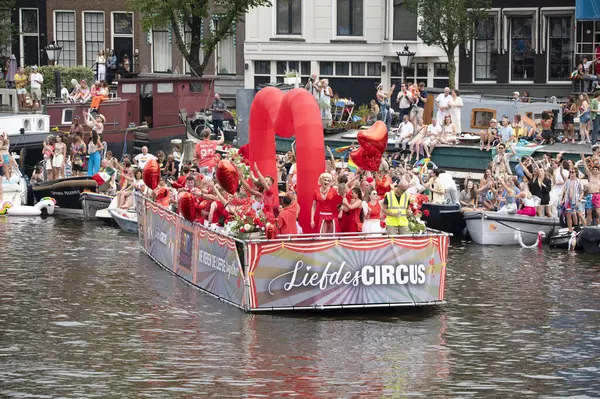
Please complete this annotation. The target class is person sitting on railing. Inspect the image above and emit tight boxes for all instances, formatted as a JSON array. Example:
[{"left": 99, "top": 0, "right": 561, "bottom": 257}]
[
  {"left": 90, "top": 81, "right": 109, "bottom": 112},
  {"left": 479, "top": 118, "right": 499, "bottom": 151},
  {"left": 72, "top": 80, "right": 91, "bottom": 103}
]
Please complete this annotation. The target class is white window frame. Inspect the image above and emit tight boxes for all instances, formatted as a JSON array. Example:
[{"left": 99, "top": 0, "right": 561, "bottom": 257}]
[
  {"left": 214, "top": 19, "right": 236, "bottom": 75},
  {"left": 82, "top": 11, "right": 106, "bottom": 68},
  {"left": 503, "top": 8, "right": 538, "bottom": 84},
  {"left": 61, "top": 108, "right": 75, "bottom": 125},
  {"left": 53, "top": 10, "right": 77, "bottom": 67},
  {"left": 19, "top": 8, "right": 40, "bottom": 67},
  {"left": 110, "top": 11, "right": 134, "bottom": 55},
  {"left": 541, "top": 7, "right": 575, "bottom": 84},
  {"left": 468, "top": 8, "right": 501, "bottom": 84},
  {"left": 150, "top": 28, "right": 172, "bottom": 73},
  {"left": 272, "top": 0, "right": 304, "bottom": 39},
  {"left": 390, "top": 0, "right": 419, "bottom": 43},
  {"left": 332, "top": 0, "right": 366, "bottom": 40}
]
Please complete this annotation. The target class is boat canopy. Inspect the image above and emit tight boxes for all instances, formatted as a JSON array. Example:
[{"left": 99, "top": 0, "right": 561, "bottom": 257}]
[{"left": 576, "top": 0, "right": 600, "bottom": 21}]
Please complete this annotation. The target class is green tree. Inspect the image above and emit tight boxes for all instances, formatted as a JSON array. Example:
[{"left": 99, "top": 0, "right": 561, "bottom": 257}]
[
  {"left": 129, "top": 0, "right": 271, "bottom": 77},
  {"left": 0, "top": 0, "right": 15, "bottom": 51},
  {"left": 404, "top": 0, "right": 491, "bottom": 88}
]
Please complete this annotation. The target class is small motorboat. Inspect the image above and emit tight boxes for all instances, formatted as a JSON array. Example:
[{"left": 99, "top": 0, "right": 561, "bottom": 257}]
[
  {"left": 96, "top": 196, "right": 119, "bottom": 224},
  {"left": 1, "top": 197, "right": 56, "bottom": 217},
  {"left": 464, "top": 211, "right": 559, "bottom": 246},
  {"left": 422, "top": 202, "right": 466, "bottom": 235},
  {"left": 31, "top": 176, "right": 97, "bottom": 215},
  {"left": 80, "top": 192, "right": 114, "bottom": 220},
  {"left": 578, "top": 226, "right": 600, "bottom": 253},
  {"left": 549, "top": 228, "right": 580, "bottom": 250},
  {"left": 110, "top": 208, "right": 138, "bottom": 234}
]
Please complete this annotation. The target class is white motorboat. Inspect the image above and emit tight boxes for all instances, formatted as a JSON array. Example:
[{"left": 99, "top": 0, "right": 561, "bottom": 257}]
[
  {"left": 464, "top": 211, "right": 559, "bottom": 246},
  {"left": 80, "top": 192, "right": 114, "bottom": 220},
  {"left": 110, "top": 208, "right": 138, "bottom": 234},
  {"left": 96, "top": 196, "right": 119, "bottom": 223},
  {"left": 1, "top": 162, "right": 27, "bottom": 207}
]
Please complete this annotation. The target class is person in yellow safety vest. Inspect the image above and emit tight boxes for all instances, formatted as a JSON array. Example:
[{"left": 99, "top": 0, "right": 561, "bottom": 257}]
[{"left": 382, "top": 180, "right": 410, "bottom": 235}]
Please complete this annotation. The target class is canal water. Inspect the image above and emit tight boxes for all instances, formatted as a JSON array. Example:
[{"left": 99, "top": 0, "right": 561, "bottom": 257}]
[{"left": 1, "top": 216, "right": 599, "bottom": 398}]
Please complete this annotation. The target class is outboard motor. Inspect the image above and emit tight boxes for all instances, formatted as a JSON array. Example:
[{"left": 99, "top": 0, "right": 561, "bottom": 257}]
[{"left": 578, "top": 226, "right": 600, "bottom": 253}]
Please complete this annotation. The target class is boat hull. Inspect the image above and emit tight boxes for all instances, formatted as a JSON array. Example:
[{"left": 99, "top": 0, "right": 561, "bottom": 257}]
[
  {"left": 422, "top": 203, "right": 465, "bottom": 235},
  {"left": 464, "top": 211, "right": 558, "bottom": 246},
  {"left": 110, "top": 209, "right": 138, "bottom": 233},
  {"left": 578, "top": 226, "right": 600, "bottom": 253},
  {"left": 80, "top": 192, "right": 113, "bottom": 220},
  {"left": 32, "top": 177, "right": 97, "bottom": 214}
]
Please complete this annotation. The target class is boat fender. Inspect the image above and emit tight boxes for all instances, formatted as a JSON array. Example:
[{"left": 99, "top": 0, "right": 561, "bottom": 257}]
[{"left": 514, "top": 230, "right": 545, "bottom": 249}]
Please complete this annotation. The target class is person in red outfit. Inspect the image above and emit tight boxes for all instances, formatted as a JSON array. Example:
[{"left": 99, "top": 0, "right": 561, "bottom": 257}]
[
  {"left": 169, "top": 165, "right": 192, "bottom": 189},
  {"left": 311, "top": 173, "right": 339, "bottom": 233},
  {"left": 340, "top": 187, "right": 364, "bottom": 233},
  {"left": 277, "top": 196, "right": 298, "bottom": 235},
  {"left": 362, "top": 189, "right": 383, "bottom": 233},
  {"left": 194, "top": 128, "right": 224, "bottom": 175}
]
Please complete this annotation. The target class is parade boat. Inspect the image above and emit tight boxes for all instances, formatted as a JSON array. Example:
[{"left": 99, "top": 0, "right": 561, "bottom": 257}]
[
  {"left": 421, "top": 203, "right": 466, "bottom": 236},
  {"left": 80, "top": 192, "right": 114, "bottom": 220},
  {"left": 30, "top": 176, "right": 97, "bottom": 215},
  {"left": 46, "top": 77, "right": 214, "bottom": 159},
  {"left": 463, "top": 211, "right": 559, "bottom": 246},
  {"left": 135, "top": 193, "right": 450, "bottom": 312}
]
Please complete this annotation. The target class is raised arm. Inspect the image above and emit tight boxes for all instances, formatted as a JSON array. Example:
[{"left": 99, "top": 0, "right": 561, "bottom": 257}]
[
  {"left": 581, "top": 153, "right": 591, "bottom": 176},
  {"left": 215, "top": 128, "right": 225, "bottom": 145},
  {"left": 253, "top": 162, "right": 270, "bottom": 192}
]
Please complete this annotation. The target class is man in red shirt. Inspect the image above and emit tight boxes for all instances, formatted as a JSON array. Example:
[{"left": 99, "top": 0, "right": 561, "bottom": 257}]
[
  {"left": 194, "top": 128, "right": 224, "bottom": 176},
  {"left": 277, "top": 196, "right": 299, "bottom": 235}
]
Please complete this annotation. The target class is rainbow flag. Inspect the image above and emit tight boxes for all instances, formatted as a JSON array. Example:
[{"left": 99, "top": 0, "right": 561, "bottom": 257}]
[{"left": 347, "top": 156, "right": 358, "bottom": 172}]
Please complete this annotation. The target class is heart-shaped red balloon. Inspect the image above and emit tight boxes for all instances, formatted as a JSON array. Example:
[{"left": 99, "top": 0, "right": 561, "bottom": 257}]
[
  {"left": 357, "top": 121, "right": 388, "bottom": 155},
  {"left": 216, "top": 160, "right": 239, "bottom": 195},
  {"left": 376, "top": 175, "right": 392, "bottom": 196},
  {"left": 350, "top": 147, "right": 384, "bottom": 171},
  {"left": 178, "top": 192, "right": 196, "bottom": 222},
  {"left": 143, "top": 159, "right": 160, "bottom": 190}
]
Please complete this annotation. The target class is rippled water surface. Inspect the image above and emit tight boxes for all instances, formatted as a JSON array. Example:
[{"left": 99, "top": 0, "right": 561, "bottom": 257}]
[{"left": 1, "top": 216, "right": 600, "bottom": 398}]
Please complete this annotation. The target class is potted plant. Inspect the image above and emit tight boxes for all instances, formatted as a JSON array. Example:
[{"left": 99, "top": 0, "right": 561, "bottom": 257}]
[{"left": 283, "top": 70, "right": 301, "bottom": 86}]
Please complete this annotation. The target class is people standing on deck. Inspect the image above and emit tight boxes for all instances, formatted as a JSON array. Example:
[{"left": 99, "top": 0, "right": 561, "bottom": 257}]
[
  {"left": 0, "top": 132, "right": 11, "bottom": 181},
  {"left": 435, "top": 87, "right": 451, "bottom": 125},
  {"left": 53, "top": 135, "right": 67, "bottom": 179},
  {"left": 87, "top": 131, "right": 104, "bottom": 176},
  {"left": 410, "top": 82, "right": 428, "bottom": 127},
  {"left": 14, "top": 67, "right": 28, "bottom": 110},
  {"left": 83, "top": 108, "right": 105, "bottom": 137},
  {"left": 448, "top": 89, "right": 463, "bottom": 135},
  {"left": 194, "top": 128, "right": 224, "bottom": 176},
  {"left": 591, "top": 91, "right": 600, "bottom": 145},
  {"left": 396, "top": 83, "right": 412, "bottom": 122},
  {"left": 70, "top": 132, "right": 87, "bottom": 177},
  {"left": 580, "top": 153, "right": 600, "bottom": 225},
  {"left": 42, "top": 138, "right": 55, "bottom": 180},
  {"left": 376, "top": 83, "right": 395, "bottom": 131},
  {"left": 362, "top": 189, "right": 383, "bottom": 233},
  {"left": 578, "top": 93, "right": 591, "bottom": 145},
  {"left": 382, "top": 180, "right": 410, "bottom": 235},
  {"left": 561, "top": 168, "right": 584, "bottom": 232},
  {"left": 96, "top": 50, "right": 106, "bottom": 82},
  {"left": 211, "top": 94, "right": 227, "bottom": 134},
  {"left": 29, "top": 66, "right": 43, "bottom": 111},
  {"left": 563, "top": 97, "right": 577, "bottom": 143},
  {"left": 311, "top": 173, "right": 339, "bottom": 233}
]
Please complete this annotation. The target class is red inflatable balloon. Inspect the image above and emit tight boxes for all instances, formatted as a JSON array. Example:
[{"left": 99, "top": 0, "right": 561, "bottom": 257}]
[
  {"left": 238, "top": 144, "right": 249, "bottom": 160},
  {"left": 178, "top": 192, "right": 196, "bottom": 222},
  {"left": 357, "top": 121, "right": 388, "bottom": 154},
  {"left": 376, "top": 175, "right": 392, "bottom": 196},
  {"left": 350, "top": 121, "right": 389, "bottom": 172},
  {"left": 143, "top": 159, "right": 160, "bottom": 190},
  {"left": 216, "top": 160, "right": 240, "bottom": 195}
]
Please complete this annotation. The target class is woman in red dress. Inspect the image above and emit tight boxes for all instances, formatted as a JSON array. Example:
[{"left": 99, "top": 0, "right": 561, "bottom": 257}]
[
  {"left": 311, "top": 173, "right": 339, "bottom": 233},
  {"left": 340, "top": 187, "right": 363, "bottom": 233}
]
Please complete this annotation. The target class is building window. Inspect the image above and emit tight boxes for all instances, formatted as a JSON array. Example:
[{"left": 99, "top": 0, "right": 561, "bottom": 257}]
[
  {"left": 275, "top": 61, "right": 311, "bottom": 84},
  {"left": 55, "top": 11, "right": 76, "bottom": 67},
  {"left": 152, "top": 29, "right": 172, "bottom": 73},
  {"left": 189, "top": 82, "right": 204, "bottom": 93},
  {"left": 391, "top": 62, "right": 426, "bottom": 85},
  {"left": 112, "top": 12, "right": 134, "bottom": 72},
  {"left": 474, "top": 16, "right": 497, "bottom": 81},
  {"left": 337, "top": 0, "right": 363, "bottom": 36},
  {"left": 367, "top": 62, "right": 381, "bottom": 76},
  {"left": 549, "top": 16, "right": 573, "bottom": 80},
  {"left": 184, "top": 22, "right": 204, "bottom": 75},
  {"left": 393, "top": 0, "right": 417, "bottom": 41},
  {"left": 215, "top": 19, "right": 236, "bottom": 74},
  {"left": 254, "top": 61, "right": 270, "bottom": 75},
  {"left": 434, "top": 63, "right": 448, "bottom": 77},
  {"left": 84, "top": 12, "right": 104, "bottom": 68},
  {"left": 351, "top": 62, "right": 365, "bottom": 76},
  {"left": 336, "top": 62, "right": 349, "bottom": 75},
  {"left": 320, "top": 61, "right": 334, "bottom": 76},
  {"left": 20, "top": 8, "right": 40, "bottom": 66},
  {"left": 277, "top": 0, "right": 301, "bottom": 35},
  {"left": 510, "top": 16, "right": 534, "bottom": 80}
]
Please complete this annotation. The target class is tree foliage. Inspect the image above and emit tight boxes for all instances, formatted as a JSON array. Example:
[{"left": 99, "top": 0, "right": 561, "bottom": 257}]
[
  {"left": 404, "top": 0, "right": 491, "bottom": 87},
  {"left": 129, "top": 0, "right": 271, "bottom": 77},
  {"left": 0, "top": 0, "right": 15, "bottom": 51}
]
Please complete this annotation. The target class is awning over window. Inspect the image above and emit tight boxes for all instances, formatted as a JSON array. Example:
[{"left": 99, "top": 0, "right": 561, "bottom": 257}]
[{"left": 576, "top": 0, "right": 600, "bottom": 21}]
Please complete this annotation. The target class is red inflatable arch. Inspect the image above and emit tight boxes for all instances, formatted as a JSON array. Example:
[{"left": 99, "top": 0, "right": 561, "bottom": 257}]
[{"left": 249, "top": 87, "right": 325, "bottom": 233}]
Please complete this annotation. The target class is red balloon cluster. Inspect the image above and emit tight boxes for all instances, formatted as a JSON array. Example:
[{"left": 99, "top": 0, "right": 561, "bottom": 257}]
[
  {"left": 216, "top": 160, "right": 240, "bottom": 195},
  {"left": 142, "top": 159, "right": 160, "bottom": 190},
  {"left": 376, "top": 175, "right": 392, "bottom": 196},
  {"left": 350, "top": 121, "right": 388, "bottom": 171},
  {"left": 178, "top": 192, "right": 196, "bottom": 222}
]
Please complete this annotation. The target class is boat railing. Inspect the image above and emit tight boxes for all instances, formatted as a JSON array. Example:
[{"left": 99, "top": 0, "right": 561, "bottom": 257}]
[{"left": 463, "top": 93, "right": 561, "bottom": 104}]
